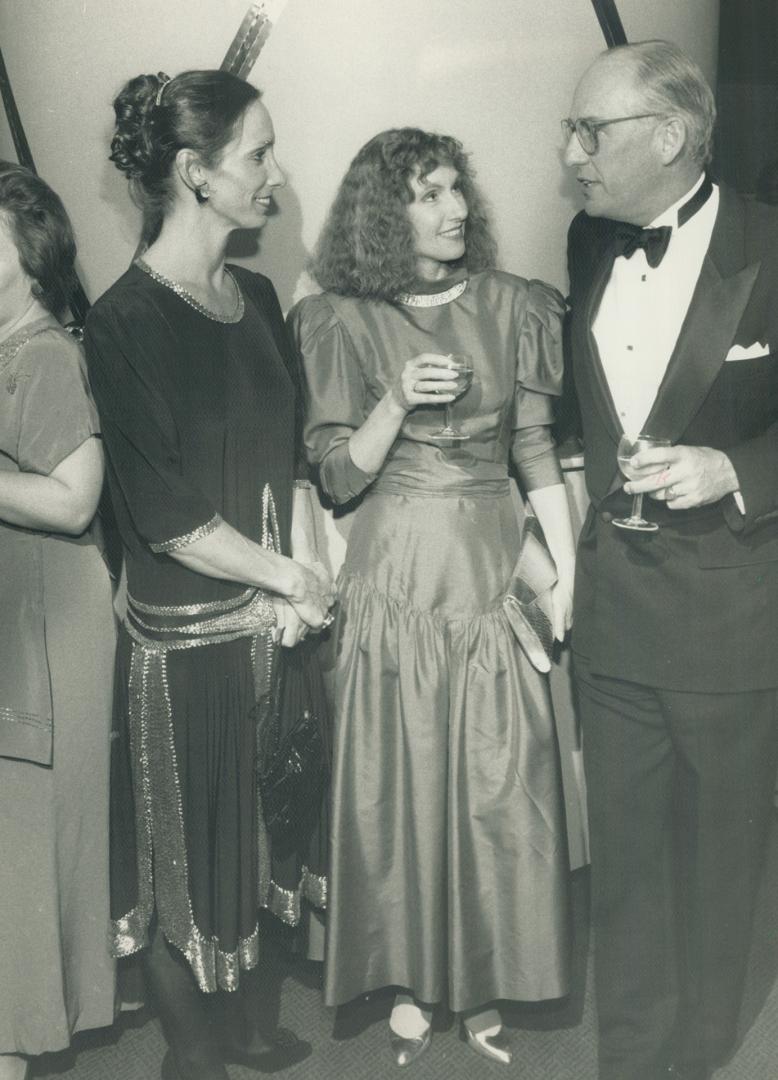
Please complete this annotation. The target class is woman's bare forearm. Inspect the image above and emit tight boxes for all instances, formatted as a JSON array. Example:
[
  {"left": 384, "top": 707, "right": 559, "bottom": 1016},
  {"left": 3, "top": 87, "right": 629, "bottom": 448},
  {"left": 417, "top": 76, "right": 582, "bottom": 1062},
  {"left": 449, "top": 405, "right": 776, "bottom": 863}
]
[
  {"left": 347, "top": 391, "right": 407, "bottom": 476},
  {"left": 170, "top": 519, "right": 303, "bottom": 598},
  {"left": 0, "top": 438, "right": 103, "bottom": 535},
  {"left": 290, "top": 483, "right": 320, "bottom": 565},
  {"left": 527, "top": 482, "right": 576, "bottom": 578}
]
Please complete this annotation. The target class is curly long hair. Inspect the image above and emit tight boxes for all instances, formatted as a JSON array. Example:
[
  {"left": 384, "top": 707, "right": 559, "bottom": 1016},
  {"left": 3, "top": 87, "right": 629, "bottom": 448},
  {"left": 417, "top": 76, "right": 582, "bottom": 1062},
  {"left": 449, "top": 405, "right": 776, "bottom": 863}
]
[{"left": 311, "top": 128, "right": 497, "bottom": 301}]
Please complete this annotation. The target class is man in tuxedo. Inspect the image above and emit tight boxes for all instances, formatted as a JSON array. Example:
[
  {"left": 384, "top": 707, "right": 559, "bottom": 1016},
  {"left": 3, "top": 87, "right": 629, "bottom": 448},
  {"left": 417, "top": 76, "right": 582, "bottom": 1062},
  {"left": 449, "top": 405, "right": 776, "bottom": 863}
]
[{"left": 563, "top": 39, "right": 778, "bottom": 1080}]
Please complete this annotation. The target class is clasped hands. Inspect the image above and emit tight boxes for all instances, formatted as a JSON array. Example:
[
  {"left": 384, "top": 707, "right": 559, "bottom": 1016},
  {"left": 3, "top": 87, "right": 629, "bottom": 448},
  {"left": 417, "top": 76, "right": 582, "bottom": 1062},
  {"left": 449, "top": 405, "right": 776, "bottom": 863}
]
[
  {"left": 623, "top": 444, "right": 740, "bottom": 510},
  {"left": 273, "top": 559, "right": 336, "bottom": 647}
]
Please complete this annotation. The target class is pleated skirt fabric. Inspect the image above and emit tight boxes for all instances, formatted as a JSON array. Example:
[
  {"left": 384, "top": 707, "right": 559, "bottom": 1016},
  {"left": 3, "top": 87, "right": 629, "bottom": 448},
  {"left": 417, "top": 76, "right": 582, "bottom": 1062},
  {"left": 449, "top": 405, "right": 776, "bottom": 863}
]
[{"left": 324, "top": 489, "right": 571, "bottom": 1012}]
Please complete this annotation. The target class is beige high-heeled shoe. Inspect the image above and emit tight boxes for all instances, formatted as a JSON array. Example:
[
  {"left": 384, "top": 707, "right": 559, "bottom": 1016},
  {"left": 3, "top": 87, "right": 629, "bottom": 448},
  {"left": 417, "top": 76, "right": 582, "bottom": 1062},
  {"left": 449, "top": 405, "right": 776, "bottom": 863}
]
[
  {"left": 460, "top": 1009, "right": 513, "bottom": 1066},
  {"left": 390, "top": 1026, "right": 432, "bottom": 1067},
  {"left": 389, "top": 996, "right": 432, "bottom": 1067},
  {"left": 461, "top": 1023, "right": 513, "bottom": 1065}
]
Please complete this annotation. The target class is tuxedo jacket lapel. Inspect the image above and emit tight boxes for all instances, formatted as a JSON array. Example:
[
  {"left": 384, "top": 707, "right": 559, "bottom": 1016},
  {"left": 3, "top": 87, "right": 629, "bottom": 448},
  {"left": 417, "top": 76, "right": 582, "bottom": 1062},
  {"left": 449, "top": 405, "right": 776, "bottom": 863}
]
[
  {"left": 643, "top": 188, "right": 761, "bottom": 443},
  {"left": 574, "top": 227, "right": 623, "bottom": 445}
]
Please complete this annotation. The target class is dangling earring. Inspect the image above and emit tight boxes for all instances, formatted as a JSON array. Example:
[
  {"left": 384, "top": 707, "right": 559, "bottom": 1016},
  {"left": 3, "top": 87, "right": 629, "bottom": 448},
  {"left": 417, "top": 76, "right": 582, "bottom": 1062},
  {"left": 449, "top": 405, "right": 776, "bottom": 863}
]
[{"left": 194, "top": 183, "right": 210, "bottom": 205}]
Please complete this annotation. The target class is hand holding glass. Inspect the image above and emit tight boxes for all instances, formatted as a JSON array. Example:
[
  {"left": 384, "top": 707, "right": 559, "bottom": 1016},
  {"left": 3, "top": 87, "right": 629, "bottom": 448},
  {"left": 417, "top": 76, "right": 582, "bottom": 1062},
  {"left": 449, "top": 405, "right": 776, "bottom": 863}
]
[
  {"left": 429, "top": 353, "right": 474, "bottom": 443},
  {"left": 614, "top": 434, "right": 671, "bottom": 532}
]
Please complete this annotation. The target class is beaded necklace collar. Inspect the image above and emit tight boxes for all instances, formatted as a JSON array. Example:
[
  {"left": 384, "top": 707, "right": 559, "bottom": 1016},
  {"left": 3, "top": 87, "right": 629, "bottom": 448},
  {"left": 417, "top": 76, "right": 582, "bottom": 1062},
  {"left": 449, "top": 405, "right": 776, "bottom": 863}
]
[
  {"left": 134, "top": 258, "right": 245, "bottom": 324},
  {"left": 397, "top": 278, "right": 468, "bottom": 308}
]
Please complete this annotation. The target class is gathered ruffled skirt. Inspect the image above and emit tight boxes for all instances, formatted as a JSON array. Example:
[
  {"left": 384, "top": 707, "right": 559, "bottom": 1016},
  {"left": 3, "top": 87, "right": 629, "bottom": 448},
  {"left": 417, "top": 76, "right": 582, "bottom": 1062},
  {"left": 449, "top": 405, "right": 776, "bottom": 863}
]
[{"left": 324, "top": 489, "right": 570, "bottom": 1011}]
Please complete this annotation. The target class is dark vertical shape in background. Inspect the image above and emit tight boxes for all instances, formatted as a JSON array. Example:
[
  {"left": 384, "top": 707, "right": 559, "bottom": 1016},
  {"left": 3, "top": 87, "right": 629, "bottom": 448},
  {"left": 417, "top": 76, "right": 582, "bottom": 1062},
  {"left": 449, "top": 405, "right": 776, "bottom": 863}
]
[
  {"left": 589, "top": 0, "right": 628, "bottom": 48},
  {"left": 715, "top": 0, "right": 778, "bottom": 199}
]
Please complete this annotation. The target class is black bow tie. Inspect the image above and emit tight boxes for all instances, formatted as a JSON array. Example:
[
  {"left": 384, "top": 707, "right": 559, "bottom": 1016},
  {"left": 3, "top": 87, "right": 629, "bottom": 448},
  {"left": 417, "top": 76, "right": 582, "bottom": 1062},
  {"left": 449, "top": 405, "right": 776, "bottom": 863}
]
[
  {"left": 616, "top": 224, "right": 672, "bottom": 268},
  {"left": 611, "top": 173, "right": 714, "bottom": 270}
]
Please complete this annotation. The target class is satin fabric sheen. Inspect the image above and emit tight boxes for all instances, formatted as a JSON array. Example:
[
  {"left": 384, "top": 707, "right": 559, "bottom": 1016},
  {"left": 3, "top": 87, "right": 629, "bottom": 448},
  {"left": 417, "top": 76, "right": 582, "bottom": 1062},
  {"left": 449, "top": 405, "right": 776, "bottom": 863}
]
[
  {"left": 292, "top": 271, "right": 571, "bottom": 1011},
  {"left": 327, "top": 490, "right": 571, "bottom": 1010}
]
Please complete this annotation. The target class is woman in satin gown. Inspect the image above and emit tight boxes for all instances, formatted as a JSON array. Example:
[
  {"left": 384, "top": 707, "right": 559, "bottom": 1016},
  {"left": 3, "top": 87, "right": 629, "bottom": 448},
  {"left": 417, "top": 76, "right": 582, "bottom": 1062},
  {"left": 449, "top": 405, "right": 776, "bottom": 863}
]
[
  {"left": 84, "top": 70, "right": 335, "bottom": 1080},
  {"left": 289, "top": 128, "right": 576, "bottom": 1066}
]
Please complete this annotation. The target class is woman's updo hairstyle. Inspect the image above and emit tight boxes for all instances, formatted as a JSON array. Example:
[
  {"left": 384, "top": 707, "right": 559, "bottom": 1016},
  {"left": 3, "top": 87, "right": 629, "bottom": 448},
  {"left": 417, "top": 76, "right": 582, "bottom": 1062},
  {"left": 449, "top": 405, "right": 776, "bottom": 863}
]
[
  {"left": 0, "top": 160, "right": 77, "bottom": 315},
  {"left": 110, "top": 69, "right": 259, "bottom": 245}
]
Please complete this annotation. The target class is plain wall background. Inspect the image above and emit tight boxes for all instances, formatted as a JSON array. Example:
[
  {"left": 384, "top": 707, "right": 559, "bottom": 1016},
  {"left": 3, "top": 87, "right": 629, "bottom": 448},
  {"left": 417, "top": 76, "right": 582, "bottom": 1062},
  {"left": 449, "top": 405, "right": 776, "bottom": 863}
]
[
  {"left": 0, "top": 0, "right": 720, "bottom": 869},
  {"left": 0, "top": 0, "right": 718, "bottom": 311}
]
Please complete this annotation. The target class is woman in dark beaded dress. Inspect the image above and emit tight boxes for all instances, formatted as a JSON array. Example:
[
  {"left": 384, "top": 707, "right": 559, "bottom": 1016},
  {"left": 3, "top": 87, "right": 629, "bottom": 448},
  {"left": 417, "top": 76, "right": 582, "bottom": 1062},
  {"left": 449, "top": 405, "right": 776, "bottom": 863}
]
[{"left": 84, "top": 70, "right": 335, "bottom": 1080}]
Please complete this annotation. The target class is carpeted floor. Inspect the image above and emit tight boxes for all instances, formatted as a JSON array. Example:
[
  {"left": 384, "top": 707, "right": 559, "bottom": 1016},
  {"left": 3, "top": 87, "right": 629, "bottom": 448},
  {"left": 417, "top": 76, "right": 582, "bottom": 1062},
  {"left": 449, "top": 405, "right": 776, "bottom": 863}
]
[{"left": 31, "top": 823, "right": 778, "bottom": 1080}]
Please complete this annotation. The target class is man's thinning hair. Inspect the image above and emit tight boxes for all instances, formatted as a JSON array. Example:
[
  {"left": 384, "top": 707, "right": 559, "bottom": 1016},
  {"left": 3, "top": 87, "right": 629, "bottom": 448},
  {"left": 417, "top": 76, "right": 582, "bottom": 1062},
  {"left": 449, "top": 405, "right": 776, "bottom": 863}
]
[{"left": 609, "top": 39, "right": 716, "bottom": 167}]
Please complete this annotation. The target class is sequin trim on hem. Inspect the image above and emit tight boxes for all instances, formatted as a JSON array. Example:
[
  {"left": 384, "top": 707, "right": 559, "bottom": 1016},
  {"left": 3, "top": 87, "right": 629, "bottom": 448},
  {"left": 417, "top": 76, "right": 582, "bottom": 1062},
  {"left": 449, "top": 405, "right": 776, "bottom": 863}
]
[
  {"left": 149, "top": 513, "right": 222, "bottom": 554},
  {"left": 111, "top": 485, "right": 328, "bottom": 991},
  {"left": 0, "top": 705, "right": 50, "bottom": 730}
]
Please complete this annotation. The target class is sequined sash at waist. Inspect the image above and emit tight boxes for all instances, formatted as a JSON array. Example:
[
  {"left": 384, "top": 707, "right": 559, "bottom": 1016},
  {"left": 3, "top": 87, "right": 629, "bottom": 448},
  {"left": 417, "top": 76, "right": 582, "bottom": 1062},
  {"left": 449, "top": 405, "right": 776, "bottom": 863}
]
[
  {"left": 125, "top": 586, "right": 276, "bottom": 650},
  {"left": 113, "top": 585, "right": 279, "bottom": 991}
]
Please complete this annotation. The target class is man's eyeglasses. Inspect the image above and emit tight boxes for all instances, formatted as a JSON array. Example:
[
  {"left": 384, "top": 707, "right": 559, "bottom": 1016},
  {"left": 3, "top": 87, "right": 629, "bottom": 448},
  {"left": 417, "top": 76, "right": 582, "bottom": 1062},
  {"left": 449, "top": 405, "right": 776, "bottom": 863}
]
[{"left": 561, "top": 113, "right": 666, "bottom": 156}]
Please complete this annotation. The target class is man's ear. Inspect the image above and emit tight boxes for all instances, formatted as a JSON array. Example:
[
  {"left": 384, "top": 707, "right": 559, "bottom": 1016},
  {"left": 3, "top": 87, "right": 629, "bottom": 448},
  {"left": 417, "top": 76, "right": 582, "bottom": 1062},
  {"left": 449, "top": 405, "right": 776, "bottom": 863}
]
[{"left": 657, "top": 115, "right": 687, "bottom": 166}]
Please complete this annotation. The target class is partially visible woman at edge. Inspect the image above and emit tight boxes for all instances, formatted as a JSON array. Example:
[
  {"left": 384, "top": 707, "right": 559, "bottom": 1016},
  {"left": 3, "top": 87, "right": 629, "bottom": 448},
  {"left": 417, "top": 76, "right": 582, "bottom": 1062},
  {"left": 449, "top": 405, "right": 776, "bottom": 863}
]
[
  {"left": 84, "top": 70, "right": 335, "bottom": 1080},
  {"left": 0, "top": 162, "right": 115, "bottom": 1080},
  {"left": 289, "top": 128, "right": 575, "bottom": 1067}
]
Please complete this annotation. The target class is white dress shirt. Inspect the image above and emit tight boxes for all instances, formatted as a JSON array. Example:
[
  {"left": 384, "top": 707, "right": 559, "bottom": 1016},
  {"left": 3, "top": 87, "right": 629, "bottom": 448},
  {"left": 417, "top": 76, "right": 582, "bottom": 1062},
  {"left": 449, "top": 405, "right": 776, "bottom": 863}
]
[{"left": 593, "top": 173, "right": 719, "bottom": 441}]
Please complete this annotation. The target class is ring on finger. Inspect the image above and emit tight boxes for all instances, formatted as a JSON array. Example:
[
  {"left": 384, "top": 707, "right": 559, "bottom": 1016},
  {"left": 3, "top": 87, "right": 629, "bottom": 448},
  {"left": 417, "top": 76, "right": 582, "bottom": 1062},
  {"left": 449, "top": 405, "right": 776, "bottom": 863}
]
[
  {"left": 667, "top": 485, "right": 677, "bottom": 499},
  {"left": 322, "top": 612, "right": 335, "bottom": 628}
]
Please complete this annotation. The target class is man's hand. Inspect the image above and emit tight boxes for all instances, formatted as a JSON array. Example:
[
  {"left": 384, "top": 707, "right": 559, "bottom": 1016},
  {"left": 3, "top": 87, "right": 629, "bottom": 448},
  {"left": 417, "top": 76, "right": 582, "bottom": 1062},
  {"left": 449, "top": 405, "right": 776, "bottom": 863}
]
[{"left": 624, "top": 444, "right": 740, "bottom": 510}]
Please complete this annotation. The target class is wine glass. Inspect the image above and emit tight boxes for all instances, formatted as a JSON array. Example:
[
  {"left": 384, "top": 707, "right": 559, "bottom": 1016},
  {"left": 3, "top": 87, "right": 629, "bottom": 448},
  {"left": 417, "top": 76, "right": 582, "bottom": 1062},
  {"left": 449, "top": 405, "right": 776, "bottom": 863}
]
[
  {"left": 613, "top": 433, "right": 672, "bottom": 532},
  {"left": 429, "top": 353, "right": 474, "bottom": 443}
]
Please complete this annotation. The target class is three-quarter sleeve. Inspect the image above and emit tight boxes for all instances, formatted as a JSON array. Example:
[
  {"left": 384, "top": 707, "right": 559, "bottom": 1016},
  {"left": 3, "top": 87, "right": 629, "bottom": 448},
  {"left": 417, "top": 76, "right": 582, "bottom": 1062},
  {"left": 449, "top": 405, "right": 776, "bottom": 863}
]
[
  {"left": 511, "top": 280, "right": 566, "bottom": 492},
  {"left": 16, "top": 332, "right": 99, "bottom": 475},
  {"left": 288, "top": 294, "right": 377, "bottom": 504},
  {"left": 84, "top": 301, "right": 219, "bottom": 553}
]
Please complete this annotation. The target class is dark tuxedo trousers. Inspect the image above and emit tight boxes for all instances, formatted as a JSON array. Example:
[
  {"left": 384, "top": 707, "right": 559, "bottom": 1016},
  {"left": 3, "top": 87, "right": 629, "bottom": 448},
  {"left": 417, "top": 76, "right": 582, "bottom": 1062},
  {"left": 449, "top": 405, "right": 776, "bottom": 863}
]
[{"left": 567, "top": 187, "right": 778, "bottom": 1080}]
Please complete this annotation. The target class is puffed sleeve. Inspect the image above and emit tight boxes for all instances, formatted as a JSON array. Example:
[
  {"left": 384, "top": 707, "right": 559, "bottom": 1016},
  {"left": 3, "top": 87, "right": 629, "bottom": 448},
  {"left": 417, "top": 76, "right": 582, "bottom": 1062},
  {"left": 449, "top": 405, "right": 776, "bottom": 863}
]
[
  {"left": 16, "top": 331, "right": 100, "bottom": 475},
  {"left": 288, "top": 294, "right": 378, "bottom": 504},
  {"left": 84, "top": 300, "right": 219, "bottom": 553},
  {"left": 511, "top": 280, "right": 566, "bottom": 492}
]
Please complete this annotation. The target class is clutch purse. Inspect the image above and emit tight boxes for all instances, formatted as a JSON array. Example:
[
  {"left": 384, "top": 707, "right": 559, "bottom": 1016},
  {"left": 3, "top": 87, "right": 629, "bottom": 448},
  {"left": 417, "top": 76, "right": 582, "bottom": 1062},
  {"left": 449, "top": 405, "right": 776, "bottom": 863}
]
[
  {"left": 258, "top": 639, "right": 329, "bottom": 852},
  {"left": 503, "top": 512, "right": 557, "bottom": 673}
]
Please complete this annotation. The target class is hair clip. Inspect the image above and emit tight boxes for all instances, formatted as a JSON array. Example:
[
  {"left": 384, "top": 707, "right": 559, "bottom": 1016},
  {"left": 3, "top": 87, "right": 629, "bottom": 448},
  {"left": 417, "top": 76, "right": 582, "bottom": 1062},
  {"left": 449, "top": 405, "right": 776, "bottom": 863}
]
[{"left": 155, "top": 73, "right": 171, "bottom": 108}]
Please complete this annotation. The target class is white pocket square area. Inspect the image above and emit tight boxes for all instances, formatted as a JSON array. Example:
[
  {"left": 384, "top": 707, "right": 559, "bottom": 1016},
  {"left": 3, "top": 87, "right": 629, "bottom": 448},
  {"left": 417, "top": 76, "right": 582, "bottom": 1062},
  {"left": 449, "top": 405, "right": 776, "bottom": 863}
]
[{"left": 725, "top": 341, "right": 771, "bottom": 361}]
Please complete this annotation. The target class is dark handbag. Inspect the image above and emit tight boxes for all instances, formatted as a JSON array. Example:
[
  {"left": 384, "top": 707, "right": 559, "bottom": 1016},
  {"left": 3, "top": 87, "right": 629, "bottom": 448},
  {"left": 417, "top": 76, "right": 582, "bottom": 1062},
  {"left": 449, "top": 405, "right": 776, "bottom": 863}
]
[
  {"left": 258, "top": 639, "right": 329, "bottom": 850},
  {"left": 502, "top": 511, "right": 557, "bottom": 673}
]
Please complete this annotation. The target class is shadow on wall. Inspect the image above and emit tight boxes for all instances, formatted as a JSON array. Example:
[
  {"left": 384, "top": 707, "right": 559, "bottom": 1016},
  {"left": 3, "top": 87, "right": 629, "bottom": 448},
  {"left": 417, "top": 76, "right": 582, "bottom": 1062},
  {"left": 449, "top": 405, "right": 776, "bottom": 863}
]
[
  {"left": 238, "top": 175, "right": 310, "bottom": 314},
  {"left": 96, "top": 119, "right": 145, "bottom": 278}
]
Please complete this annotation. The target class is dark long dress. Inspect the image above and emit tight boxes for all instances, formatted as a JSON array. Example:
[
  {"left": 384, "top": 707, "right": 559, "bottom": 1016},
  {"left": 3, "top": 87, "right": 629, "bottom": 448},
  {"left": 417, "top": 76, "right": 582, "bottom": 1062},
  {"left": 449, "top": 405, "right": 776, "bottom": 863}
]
[
  {"left": 85, "top": 263, "right": 324, "bottom": 993},
  {"left": 290, "top": 269, "right": 571, "bottom": 1011}
]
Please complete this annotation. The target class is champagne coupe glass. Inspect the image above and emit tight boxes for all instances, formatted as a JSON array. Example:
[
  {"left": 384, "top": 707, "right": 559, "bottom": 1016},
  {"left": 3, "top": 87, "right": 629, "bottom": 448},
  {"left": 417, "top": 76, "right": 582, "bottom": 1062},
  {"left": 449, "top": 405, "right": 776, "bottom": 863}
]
[
  {"left": 429, "top": 353, "right": 474, "bottom": 443},
  {"left": 613, "top": 433, "right": 672, "bottom": 532}
]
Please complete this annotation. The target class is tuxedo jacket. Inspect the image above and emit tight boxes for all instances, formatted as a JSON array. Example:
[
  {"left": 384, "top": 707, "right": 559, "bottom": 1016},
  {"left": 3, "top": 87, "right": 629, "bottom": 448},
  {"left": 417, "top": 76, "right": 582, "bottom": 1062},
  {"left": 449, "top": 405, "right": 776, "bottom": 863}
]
[{"left": 567, "top": 185, "right": 778, "bottom": 691}]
